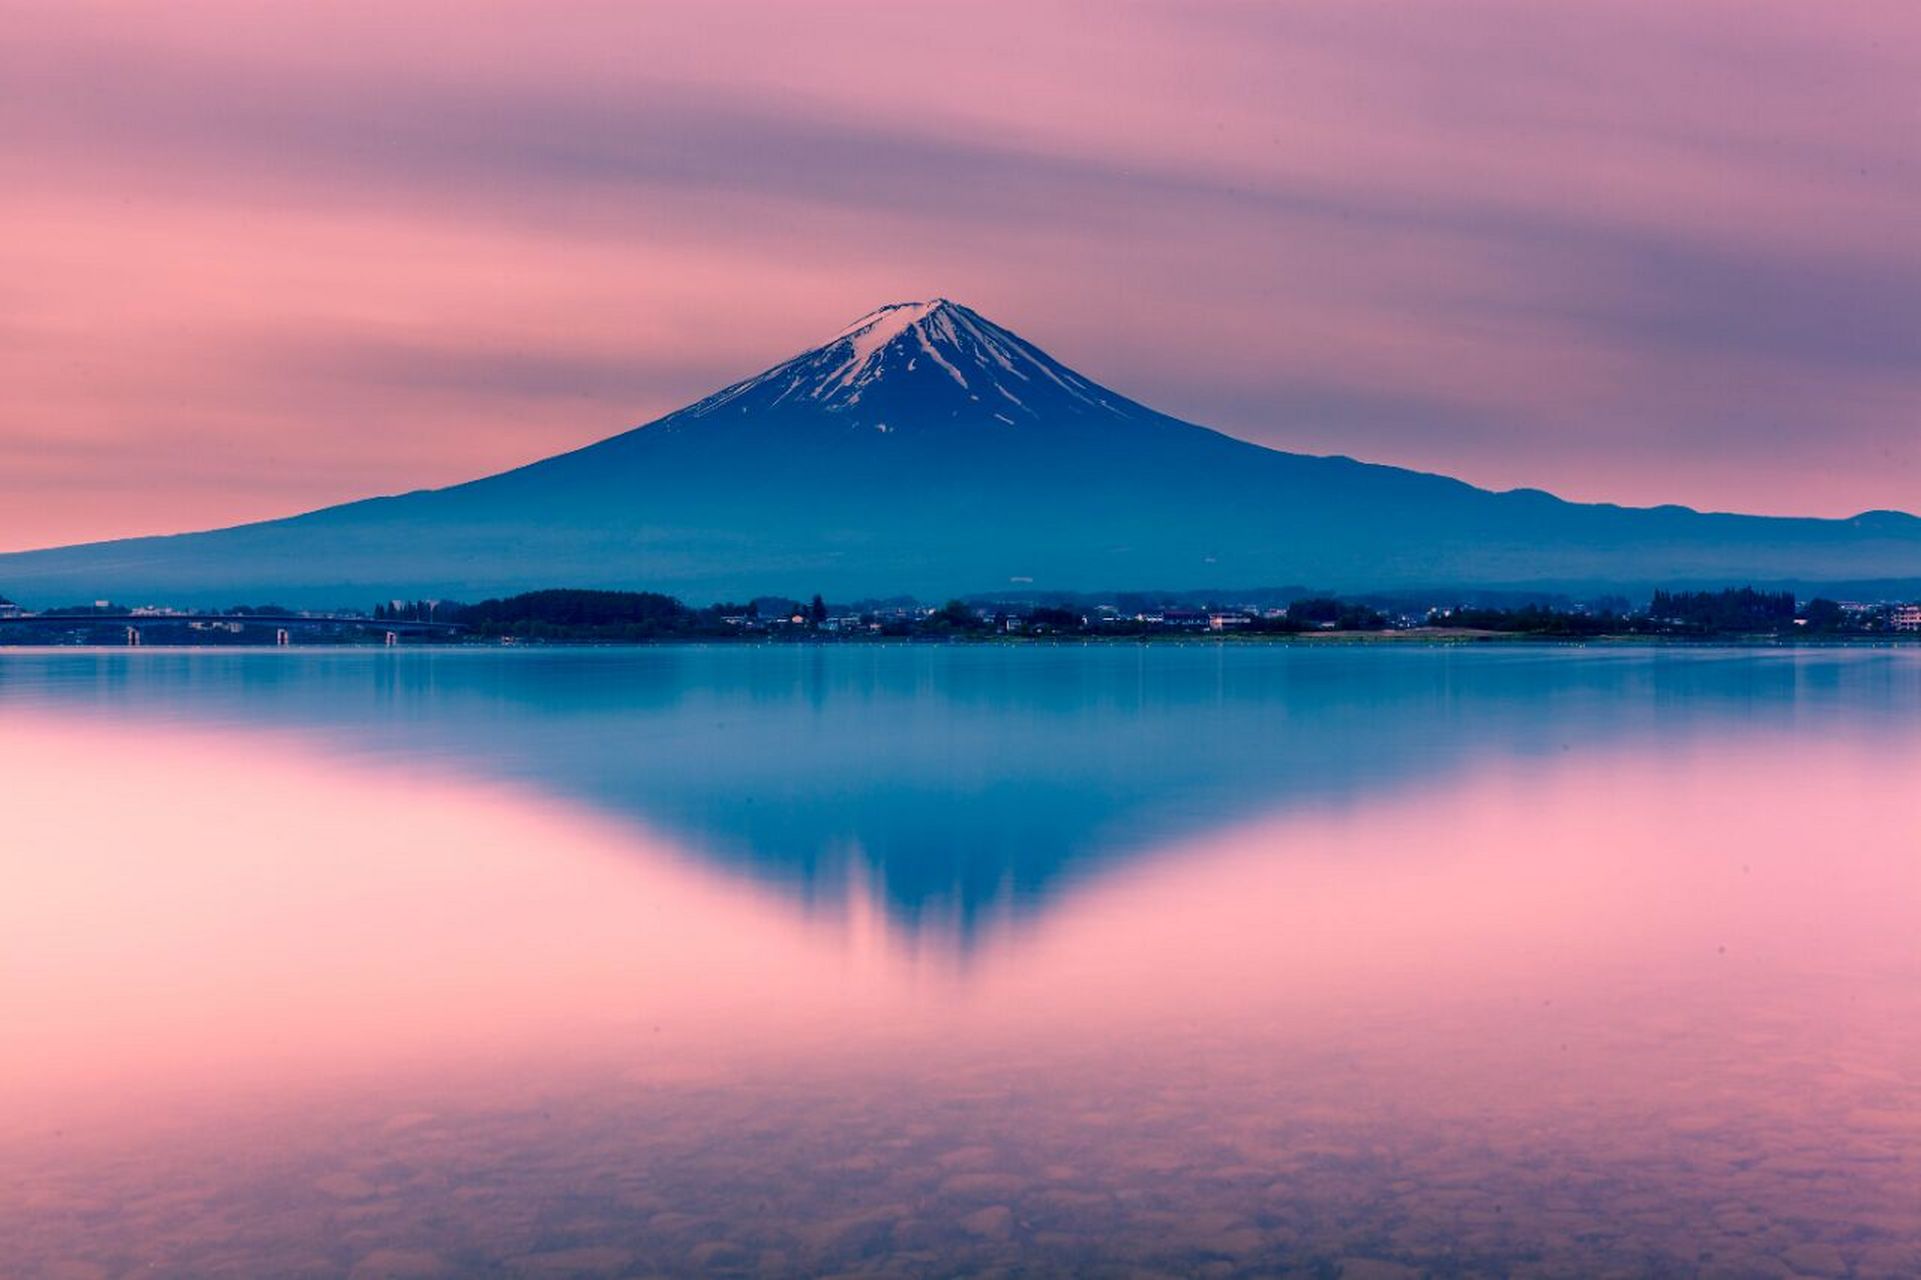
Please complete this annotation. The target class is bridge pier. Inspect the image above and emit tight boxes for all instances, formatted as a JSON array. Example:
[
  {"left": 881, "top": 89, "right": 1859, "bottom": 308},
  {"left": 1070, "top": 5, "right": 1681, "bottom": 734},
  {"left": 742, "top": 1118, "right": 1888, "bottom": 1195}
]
[
  {"left": 126, "top": 626, "right": 141, "bottom": 647},
  {"left": 276, "top": 628, "right": 291, "bottom": 646},
  {"left": 384, "top": 630, "right": 399, "bottom": 646}
]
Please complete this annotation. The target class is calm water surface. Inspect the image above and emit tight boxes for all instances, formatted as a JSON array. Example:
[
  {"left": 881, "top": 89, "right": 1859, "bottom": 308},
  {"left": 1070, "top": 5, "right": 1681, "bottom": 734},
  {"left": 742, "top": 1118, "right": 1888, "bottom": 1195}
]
[{"left": 3, "top": 645, "right": 1919, "bottom": 1279}]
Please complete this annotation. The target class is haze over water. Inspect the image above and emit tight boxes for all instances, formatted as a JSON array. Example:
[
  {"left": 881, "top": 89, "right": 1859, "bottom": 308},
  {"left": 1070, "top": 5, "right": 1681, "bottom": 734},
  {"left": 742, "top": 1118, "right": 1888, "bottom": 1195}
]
[{"left": 5, "top": 645, "right": 1920, "bottom": 1278}]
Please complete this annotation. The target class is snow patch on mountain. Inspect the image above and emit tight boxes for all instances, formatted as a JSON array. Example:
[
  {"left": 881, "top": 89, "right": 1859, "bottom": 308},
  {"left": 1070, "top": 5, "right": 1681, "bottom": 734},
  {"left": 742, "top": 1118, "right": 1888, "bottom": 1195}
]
[
  {"left": 676, "top": 298, "right": 1132, "bottom": 428},
  {"left": 825, "top": 301, "right": 953, "bottom": 396}
]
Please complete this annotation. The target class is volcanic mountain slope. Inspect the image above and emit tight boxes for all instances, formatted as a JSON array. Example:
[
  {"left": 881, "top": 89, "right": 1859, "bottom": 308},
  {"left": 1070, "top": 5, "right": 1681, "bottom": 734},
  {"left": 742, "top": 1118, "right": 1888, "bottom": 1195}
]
[{"left": 4, "top": 299, "right": 1920, "bottom": 606}]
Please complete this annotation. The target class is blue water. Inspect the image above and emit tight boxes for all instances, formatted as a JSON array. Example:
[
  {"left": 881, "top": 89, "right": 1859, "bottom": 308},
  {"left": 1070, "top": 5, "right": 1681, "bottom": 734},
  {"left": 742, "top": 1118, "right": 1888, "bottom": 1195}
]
[{"left": 3, "top": 644, "right": 1919, "bottom": 1277}]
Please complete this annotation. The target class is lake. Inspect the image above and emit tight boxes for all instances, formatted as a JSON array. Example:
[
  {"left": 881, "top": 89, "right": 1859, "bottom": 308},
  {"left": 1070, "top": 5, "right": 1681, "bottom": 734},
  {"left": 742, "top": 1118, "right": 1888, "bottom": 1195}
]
[{"left": 3, "top": 644, "right": 1918, "bottom": 1279}]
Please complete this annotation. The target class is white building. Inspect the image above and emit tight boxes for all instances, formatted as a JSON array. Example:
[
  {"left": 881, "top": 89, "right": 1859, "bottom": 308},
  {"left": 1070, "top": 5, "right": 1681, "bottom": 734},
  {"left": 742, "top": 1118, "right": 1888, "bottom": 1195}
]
[{"left": 1892, "top": 605, "right": 1921, "bottom": 633}]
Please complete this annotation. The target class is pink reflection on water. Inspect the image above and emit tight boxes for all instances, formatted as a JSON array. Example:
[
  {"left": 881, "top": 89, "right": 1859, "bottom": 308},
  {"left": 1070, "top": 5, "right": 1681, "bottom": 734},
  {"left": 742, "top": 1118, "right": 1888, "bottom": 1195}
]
[
  {"left": 7, "top": 711, "right": 1921, "bottom": 1111},
  {"left": 961, "top": 737, "right": 1921, "bottom": 1149},
  {"left": 5, "top": 708, "right": 1921, "bottom": 1273},
  {"left": 988, "top": 736, "right": 1921, "bottom": 1021},
  {"left": 0, "top": 714, "right": 943, "bottom": 1131}
]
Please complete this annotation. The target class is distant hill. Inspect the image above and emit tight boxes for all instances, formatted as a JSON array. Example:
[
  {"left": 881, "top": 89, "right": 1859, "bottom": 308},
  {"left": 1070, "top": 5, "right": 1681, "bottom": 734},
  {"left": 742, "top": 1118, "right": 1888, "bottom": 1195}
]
[{"left": 4, "top": 299, "right": 1919, "bottom": 607}]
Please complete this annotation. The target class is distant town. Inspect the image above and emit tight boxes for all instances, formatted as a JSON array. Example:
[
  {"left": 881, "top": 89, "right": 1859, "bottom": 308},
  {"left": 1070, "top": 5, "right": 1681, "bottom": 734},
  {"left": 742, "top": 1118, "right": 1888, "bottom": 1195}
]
[{"left": 2, "top": 585, "right": 1920, "bottom": 645}]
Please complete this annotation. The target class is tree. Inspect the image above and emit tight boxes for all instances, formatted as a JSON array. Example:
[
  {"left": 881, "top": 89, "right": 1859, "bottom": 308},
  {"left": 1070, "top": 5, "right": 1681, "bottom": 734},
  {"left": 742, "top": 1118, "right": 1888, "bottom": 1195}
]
[
  {"left": 1648, "top": 587, "right": 1795, "bottom": 632},
  {"left": 936, "top": 599, "right": 978, "bottom": 629},
  {"left": 809, "top": 594, "right": 828, "bottom": 625},
  {"left": 1801, "top": 598, "right": 1847, "bottom": 631},
  {"left": 1028, "top": 605, "right": 1082, "bottom": 631},
  {"left": 1287, "top": 596, "right": 1384, "bottom": 630},
  {"left": 453, "top": 589, "right": 697, "bottom": 638}
]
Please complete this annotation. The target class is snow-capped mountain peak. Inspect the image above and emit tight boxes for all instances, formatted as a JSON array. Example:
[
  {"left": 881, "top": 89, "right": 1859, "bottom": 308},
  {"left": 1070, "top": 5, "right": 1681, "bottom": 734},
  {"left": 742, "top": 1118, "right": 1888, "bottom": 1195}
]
[
  {"left": 829, "top": 299, "right": 952, "bottom": 346},
  {"left": 679, "top": 298, "right": 1131, "bottom": 429},
  {"left": 821, "top": 300, "right": 968, "bottom": 397}
]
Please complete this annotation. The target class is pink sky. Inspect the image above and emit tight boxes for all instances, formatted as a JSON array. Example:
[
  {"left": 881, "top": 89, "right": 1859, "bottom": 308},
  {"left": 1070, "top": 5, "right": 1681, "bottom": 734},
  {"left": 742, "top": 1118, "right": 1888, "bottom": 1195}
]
[{"left": 3, "top": 1, "right": 1918, "bottom": 550}]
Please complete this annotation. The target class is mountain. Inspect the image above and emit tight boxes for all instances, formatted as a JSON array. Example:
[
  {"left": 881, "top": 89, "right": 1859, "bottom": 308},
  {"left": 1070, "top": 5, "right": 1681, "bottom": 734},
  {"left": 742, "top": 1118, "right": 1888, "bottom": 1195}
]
[{"left": 5, "top": 299, "right": 1921, "bottom": 607}]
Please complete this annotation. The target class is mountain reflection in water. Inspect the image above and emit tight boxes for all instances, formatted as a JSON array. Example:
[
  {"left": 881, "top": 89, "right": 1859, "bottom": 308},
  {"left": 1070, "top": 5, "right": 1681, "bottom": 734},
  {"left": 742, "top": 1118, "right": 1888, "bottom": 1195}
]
[
  {"left": 3, "top": 646, "right": 1919, "bottom": 1278},
  {"left": 6, "top": 644, "right": 1911, "bottom": 939}
]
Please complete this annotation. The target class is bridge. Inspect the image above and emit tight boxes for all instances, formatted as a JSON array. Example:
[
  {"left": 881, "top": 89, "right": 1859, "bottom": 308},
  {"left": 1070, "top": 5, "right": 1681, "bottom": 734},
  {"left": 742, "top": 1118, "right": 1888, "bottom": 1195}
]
[{"left": 0, "top": 612, "right": 464, "bottom": 644}]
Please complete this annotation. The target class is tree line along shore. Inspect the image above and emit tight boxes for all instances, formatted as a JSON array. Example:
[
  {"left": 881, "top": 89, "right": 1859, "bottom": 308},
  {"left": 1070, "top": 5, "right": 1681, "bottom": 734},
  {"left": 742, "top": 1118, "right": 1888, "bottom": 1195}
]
[{"left": 4, "top": 585, "right": 1919, "bottom": 644}]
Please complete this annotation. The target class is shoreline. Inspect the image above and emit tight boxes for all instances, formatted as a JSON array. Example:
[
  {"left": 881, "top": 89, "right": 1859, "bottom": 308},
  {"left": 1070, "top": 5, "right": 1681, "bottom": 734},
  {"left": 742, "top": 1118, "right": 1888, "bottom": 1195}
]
[{"left": 4, "top": 631, "right": 1919, "bottom": 652}]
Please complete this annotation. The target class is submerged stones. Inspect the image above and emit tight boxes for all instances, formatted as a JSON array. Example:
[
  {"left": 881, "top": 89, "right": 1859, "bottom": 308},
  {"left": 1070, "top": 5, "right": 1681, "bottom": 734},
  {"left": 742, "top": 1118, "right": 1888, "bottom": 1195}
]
[{"left": 8, "top": 1022, "right": 1921, "bottom": 1278}]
